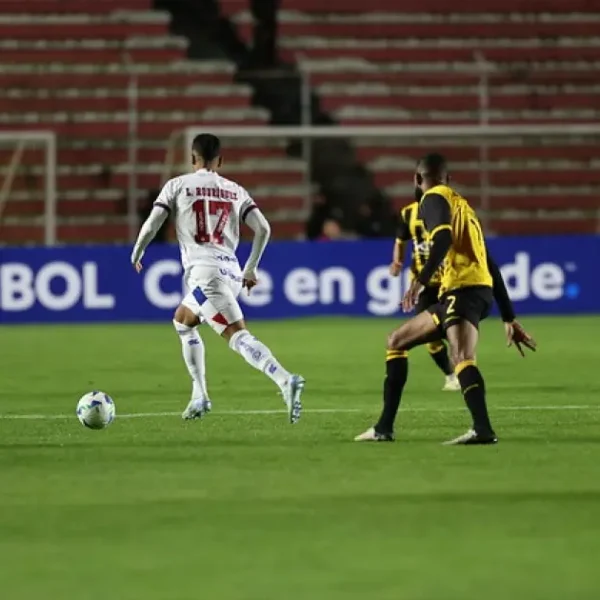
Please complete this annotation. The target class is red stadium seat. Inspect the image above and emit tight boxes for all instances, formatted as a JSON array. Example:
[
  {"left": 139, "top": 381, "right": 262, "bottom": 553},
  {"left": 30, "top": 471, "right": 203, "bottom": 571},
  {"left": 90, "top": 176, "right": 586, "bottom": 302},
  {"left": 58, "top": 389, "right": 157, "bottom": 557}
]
[
  {"left": 0, "top": 0, "right": 151, "bottom": 13},
  {"left": 0, "top": 22, "right": 168, "bottom": 41},
  {"left": 276, "top": 0, "right": 600, "bottom": 13},
  {"left": 2, "top": 48, "right": 187, "bottom": 64},
  {"left": 0, "top": 72, "right": 236, "bottom": 90},
  {"left": 490, "top": 218, "right": 596, "bottom": 236},
  {"left": 240, "top": 21, "right": 600, "bottom": 43},
  {"left": 0, "top": 4, "right": 312, "bottom": 243},
  {"left": 222, "top": 0, "right": 599, "bottom": 237},
  {"left": 3, "top": 0, "right": 600, "bottom": 241}
]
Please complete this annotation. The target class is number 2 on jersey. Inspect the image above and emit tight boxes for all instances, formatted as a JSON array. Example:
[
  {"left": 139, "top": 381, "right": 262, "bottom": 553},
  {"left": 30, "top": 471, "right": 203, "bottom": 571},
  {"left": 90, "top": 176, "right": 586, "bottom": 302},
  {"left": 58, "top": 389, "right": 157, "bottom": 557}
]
[
  {"left": 446, "top": 294, "right": 457, "bottom": 314},
  {"left": 193, "top": 199, "right": 231, "bottom": 245}
]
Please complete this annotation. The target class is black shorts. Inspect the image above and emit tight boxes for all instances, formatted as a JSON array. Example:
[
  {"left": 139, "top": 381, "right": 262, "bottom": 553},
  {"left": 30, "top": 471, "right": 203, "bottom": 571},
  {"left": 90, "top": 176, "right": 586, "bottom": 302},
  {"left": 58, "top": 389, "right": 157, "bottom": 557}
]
[
  {"left": 428, "top": 286, "right": 493, "bottom": 333},
  {"left": 416, "top": 285, "right": 441, "bottom": 314}
]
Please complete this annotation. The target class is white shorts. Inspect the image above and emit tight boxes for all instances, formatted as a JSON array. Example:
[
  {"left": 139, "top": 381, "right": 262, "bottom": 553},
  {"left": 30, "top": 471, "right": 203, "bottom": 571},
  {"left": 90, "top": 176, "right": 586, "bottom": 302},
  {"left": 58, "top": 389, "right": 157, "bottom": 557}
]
[{"left": 182, "top": 263, "right": 244, "bottom": 334}]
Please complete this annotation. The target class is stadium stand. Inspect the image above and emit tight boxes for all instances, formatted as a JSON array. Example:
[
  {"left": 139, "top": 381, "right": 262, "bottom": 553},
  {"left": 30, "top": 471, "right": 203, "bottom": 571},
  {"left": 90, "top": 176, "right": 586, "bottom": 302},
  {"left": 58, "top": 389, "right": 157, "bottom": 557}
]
[
  {"left": 0, "top": 0, "right": 306, "bottom": 243},
  {"left": 222, "top": 0, "right": 600, "bottom": 235},
  {"left": 1, "top": 0, "right": 599, "bottom": 243}
]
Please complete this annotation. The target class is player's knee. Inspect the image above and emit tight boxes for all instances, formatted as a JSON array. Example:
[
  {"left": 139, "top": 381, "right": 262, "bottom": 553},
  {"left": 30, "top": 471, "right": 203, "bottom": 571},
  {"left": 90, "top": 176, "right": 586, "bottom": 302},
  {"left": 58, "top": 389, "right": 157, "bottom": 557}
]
[
  {"left": 387, "top": 329, "right": 407, "bottom": 351},
  {"left": 450, "top": 348, "right": 475, "bottom": 367},
  {"left": 174, "top": 304, "right": 200, "bottom": 328},
  {"left": 221, "top": 319, "right": 246, "bottom": 341}
]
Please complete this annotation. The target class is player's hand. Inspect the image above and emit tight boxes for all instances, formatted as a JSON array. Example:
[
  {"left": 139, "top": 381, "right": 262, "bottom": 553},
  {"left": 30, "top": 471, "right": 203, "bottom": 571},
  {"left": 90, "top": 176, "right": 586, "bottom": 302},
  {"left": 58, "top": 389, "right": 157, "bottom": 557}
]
[
  {"left": 133, "top": 261, "right": 143, "bottom": 274},
  {"left": 505, "top": 320, "right": 537, "bottom": 357},
  {"left": 402, "top": 280, "right": 424, "bottom": 313},
  {"left": 389, "top": 261, "right": 403, "bottom": 277},
  {"left": 242, "top": 270, "right": 258, "bottom": 294}
]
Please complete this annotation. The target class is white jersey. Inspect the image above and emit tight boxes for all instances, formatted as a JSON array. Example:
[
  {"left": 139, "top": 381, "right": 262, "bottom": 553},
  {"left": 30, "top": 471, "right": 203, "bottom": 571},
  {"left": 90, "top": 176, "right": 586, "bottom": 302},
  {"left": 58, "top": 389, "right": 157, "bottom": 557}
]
[{"left": 155, "top": 168, "right": 256, "bottom": 271}]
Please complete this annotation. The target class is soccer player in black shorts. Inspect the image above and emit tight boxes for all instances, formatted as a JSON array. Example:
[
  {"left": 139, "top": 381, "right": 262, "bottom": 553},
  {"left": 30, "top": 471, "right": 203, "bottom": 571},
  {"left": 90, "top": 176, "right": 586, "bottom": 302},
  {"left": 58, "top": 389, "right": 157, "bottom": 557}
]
[
  {"left": 356, "top": 153, "right": 536, "bottom": 445},
  {"left": 391, "top": 200, "right": 460, "bottom": 391}
]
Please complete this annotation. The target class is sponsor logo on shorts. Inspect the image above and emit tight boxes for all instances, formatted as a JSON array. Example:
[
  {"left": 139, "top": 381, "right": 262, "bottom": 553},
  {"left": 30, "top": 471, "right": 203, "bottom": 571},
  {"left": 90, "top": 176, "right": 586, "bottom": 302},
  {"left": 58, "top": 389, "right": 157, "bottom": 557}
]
[
  {"left": 219, "top": 268, "right": 243, "bottom": 282},
  {"left": 216, "top": 254, "right": 237, "bottom": 263}
]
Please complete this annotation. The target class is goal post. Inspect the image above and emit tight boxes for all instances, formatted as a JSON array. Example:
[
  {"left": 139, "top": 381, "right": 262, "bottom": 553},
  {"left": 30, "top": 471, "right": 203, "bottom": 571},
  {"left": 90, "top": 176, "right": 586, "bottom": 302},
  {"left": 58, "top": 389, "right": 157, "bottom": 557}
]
[
  {"left": 164, "top": 123, "right": 600, "bottom": 235},
  {"left": 178, "top": 123, "right": 600, "bottom": 140},
  {"left": 0, "top": 130, "right": 57, "bottom": 246}
]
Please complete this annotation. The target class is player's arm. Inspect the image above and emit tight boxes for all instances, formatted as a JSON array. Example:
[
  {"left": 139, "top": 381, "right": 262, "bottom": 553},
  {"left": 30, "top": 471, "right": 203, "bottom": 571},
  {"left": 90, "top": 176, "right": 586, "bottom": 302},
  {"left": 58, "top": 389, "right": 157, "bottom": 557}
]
[
  {"left": 130, "top": 182, "right": 174, "bottom": 271},
  {"left": 486, "top": 249, "right": 537, "bottom": 356},
  {"left": 391, "top": 212, "right": 410, "bottom": 276},
  {"left": 416, "top": 193, "right": 452, "bottom": 286},
  {"left": 401, "top": 194, "right": 451, "bottom": 311},
  {"left": 241, "top": 206, "right": 271, "bottom": 292},
  {"left": 486, "top": 251, "right": 515, "bottom": 323}
]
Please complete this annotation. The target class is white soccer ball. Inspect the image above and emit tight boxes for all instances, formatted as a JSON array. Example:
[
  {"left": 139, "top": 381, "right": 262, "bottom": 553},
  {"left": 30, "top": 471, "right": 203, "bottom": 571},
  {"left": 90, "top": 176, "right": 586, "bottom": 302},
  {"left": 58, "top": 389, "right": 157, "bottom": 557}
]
[{"left": 76, "top": 391, "right": 116, "bottom": 430}]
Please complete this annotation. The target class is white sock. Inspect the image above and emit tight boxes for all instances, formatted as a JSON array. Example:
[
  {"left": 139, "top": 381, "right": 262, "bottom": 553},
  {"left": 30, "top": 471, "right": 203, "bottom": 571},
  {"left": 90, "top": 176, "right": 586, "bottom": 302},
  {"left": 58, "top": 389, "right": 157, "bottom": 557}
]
[
  {"left": 229, "top": 329, "right": 290, "bottom": 388},
  {"left": 173, "top": 320, "right": 208, "bottom": 399}
]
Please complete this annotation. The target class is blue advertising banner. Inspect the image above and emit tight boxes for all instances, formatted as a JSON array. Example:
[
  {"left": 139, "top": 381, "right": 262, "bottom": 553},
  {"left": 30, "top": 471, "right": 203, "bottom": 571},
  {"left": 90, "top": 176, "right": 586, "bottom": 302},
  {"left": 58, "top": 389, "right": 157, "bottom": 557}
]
[{"left": 0, "top": 236, "right": 598, "bottom": 324}]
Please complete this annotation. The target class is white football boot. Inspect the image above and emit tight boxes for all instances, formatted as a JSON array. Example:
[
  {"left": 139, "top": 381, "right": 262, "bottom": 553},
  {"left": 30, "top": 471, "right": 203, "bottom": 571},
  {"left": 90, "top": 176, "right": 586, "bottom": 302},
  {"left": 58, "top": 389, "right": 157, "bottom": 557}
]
[
  {"left": 442, "top": 374, "right": 461, "bottom": 392},
  {"left": 281, "top": 375, "right": 305, "bottom": 424},
  {"left": 354, "top": 427, "right": 394, "bottom": 442},
  {"left": 182, "top": 383, "right": 212, "bottom": 420},
  {"left": 442, "top": 428, "right": 498, "bottom": 445},
  {"left": 182, "top": 398, "right": 212, "bottom": 420}
]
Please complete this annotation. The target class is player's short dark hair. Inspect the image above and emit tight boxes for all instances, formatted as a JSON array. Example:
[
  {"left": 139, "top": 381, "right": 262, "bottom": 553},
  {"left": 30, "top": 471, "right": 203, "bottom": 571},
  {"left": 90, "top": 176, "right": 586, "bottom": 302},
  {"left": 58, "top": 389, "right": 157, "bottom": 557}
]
[
  {"left": 191, "top": 133, "right": 221, "bottom": 162},
  {"left": 417, "top": 152, "right": 448, "bottom": 180}
]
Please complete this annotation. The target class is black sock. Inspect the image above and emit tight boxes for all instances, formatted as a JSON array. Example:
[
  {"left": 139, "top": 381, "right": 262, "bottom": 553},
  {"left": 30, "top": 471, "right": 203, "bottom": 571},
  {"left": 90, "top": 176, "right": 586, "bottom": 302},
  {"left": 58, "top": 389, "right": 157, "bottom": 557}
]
[
  {"left": 375, "top": 351, "right": 408, "bottom": 434},
  {"left": 456, "top": 362, "right": 494, "bottom": 436},
  {"left": 427, "top": 342, "right": 454, "bottom": 376}
]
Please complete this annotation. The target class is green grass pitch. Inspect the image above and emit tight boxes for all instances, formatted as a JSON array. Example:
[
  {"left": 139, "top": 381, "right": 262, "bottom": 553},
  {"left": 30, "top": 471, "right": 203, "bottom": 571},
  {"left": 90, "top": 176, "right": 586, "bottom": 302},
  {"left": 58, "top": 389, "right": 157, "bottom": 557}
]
[{"left": 1, "top": 315, "right": 600, "bottom": 599}]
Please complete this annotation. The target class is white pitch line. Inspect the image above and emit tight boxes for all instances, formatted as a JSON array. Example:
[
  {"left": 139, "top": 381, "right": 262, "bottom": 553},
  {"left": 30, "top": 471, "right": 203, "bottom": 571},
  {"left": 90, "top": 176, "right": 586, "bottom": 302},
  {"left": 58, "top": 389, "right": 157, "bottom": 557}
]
[{"left": 0, "top": 405, "right": 598, "bottom": 421}]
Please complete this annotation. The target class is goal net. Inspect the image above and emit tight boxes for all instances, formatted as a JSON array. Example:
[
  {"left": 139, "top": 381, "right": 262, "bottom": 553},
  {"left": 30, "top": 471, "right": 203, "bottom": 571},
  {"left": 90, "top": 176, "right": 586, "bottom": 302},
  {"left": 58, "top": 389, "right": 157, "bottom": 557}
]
[{"left": 0, "top": 131, "right": 57, "bottom": 245}]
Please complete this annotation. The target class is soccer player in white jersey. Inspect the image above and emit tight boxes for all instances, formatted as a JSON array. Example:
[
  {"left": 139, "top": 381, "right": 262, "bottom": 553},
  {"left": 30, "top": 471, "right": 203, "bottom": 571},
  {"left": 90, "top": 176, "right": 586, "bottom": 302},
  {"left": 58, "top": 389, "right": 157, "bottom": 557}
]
[{"left": 130, "top": 133, "right": 305, "bottom": 423}]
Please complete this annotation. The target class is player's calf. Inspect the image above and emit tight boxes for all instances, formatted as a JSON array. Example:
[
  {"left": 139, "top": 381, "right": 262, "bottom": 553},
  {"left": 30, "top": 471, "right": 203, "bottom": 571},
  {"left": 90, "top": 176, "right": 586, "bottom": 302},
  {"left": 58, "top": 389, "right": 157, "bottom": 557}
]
[
  {"left": 427, "top": 341, "right": 459, "bottom": 391},
  {"left": 364, "top": 311, "right": 440, "bottom": 439},
  {"left": 373, "top": 348, "right": 409, "bottom": 436},
  {"left": 224, "top": 322, "right": 290, "bottom": 387},
  {"left": 446, "top": 323, "right": 496, "bottom": 441},
  {"left": 224, "top": 322, "right": 304, "bottom": 423},
  {"left": 173, "top": 306, "right": 210, "bottom": 416}
]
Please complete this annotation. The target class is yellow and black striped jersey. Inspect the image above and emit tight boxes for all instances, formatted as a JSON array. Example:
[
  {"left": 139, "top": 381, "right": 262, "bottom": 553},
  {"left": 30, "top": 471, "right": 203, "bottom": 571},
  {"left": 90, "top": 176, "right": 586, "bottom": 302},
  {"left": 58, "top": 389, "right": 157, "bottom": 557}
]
[
  {"left": 419, "top": 184, "right": 493, "bottom": 295},
  {"left": 397, "top": 202, "right": 442, "bottom": 285}
]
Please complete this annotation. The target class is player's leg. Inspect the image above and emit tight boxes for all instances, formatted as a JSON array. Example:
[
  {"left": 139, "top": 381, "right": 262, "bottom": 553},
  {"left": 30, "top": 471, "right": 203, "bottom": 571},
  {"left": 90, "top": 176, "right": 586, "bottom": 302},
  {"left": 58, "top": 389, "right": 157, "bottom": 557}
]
[
  {"left": 221, "top": 318, "right": 291, "bottom": 390},
  {"left": 355, "top": 310, "right": 442, "bottom": 441},
  {"left": 427, "top": 341, "right": 460, "bottom": 391},
  {"left": 417, "top": 286, "right": 459, "bottom": 391},
  {"left": 172, "top": 304, "right": 211, "bottom": 420},
  {"left": 220, "top": 319, "right": 304, "bottom": 424},
  {"left": 187, "top": 274, "right": 304, "bottom": 423},
  {"left": 442, "top": 290, "right": 496, "bottom": 445}
]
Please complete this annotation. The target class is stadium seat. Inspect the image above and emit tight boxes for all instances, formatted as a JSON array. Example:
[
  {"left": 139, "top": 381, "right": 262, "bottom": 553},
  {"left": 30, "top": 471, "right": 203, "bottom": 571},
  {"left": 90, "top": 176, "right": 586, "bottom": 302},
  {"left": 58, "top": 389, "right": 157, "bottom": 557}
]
[
  {"left": 221, "top": 0, "right": 600, "bottom": 235},
  {"left": 3, "top": 0, "right": 600, "bottom": 241},
  {"left": 0, "top": 2, "right": 308, "bottom": 243},
  {"left": 0, "top": 0, "right": 152, "bottom": 12}
]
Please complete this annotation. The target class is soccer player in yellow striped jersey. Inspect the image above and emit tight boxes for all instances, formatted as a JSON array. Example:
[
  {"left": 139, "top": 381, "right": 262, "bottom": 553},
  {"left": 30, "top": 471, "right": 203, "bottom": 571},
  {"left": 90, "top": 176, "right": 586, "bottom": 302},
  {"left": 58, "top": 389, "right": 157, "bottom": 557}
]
[
  {"left": 356, "top": 153, "right": 536, "bottom": 445},
  {"left": 391, "top": 202, "right": 460, "bottom": 391}
]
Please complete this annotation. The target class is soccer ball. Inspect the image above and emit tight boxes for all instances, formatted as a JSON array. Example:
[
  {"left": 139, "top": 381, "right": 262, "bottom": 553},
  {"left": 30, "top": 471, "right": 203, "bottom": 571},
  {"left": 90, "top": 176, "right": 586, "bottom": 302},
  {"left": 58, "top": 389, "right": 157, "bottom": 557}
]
[{"left": 76, "top": 391, "right": 116, "bottom": 430}]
